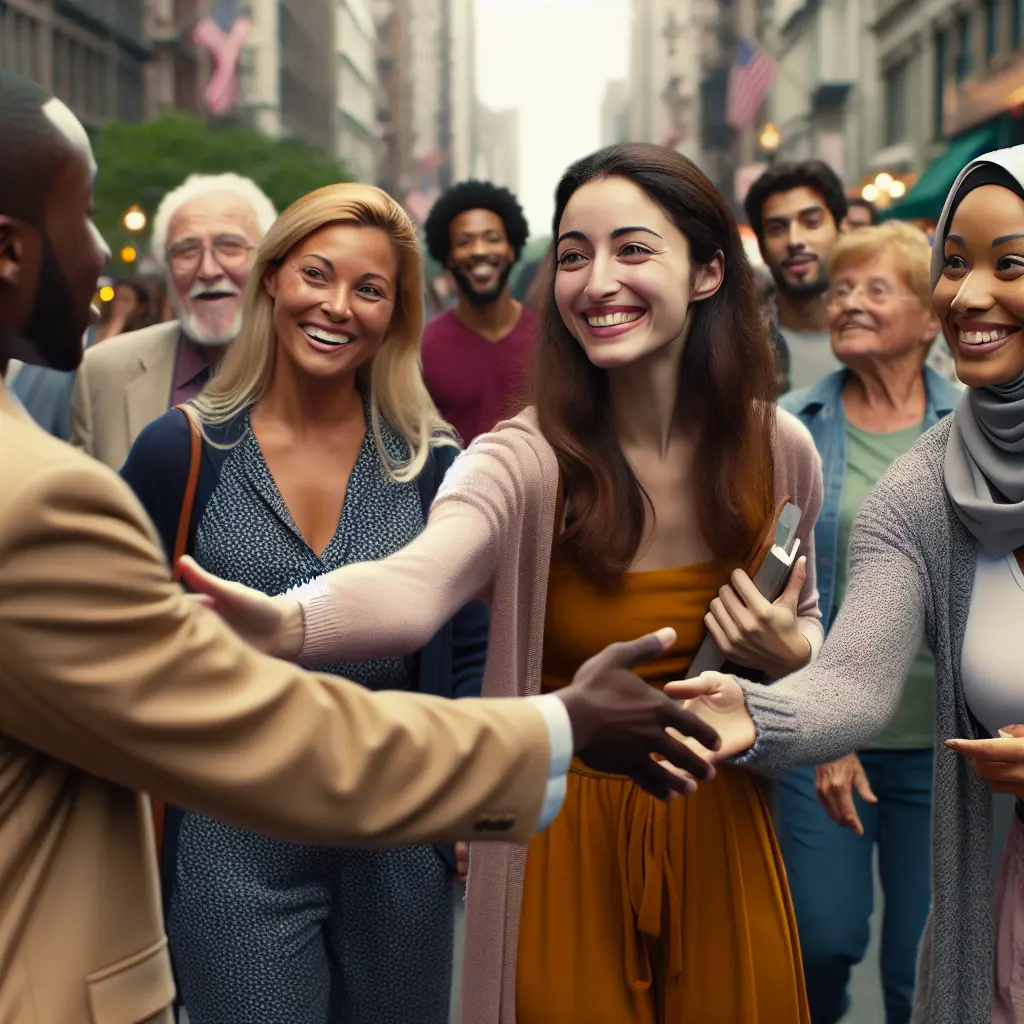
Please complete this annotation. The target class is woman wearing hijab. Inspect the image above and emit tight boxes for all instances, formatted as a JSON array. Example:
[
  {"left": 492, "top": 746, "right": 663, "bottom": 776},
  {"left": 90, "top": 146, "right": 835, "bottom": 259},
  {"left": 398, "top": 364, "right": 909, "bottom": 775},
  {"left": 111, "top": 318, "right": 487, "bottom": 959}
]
[{"left": 670, "top": 146, "right": 1024, "bottom": 1023}]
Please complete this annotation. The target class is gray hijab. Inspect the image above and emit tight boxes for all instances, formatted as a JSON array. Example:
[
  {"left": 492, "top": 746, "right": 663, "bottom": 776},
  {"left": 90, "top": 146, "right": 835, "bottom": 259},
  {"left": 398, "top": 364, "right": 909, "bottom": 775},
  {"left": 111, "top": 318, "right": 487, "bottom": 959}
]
[{"left": 937, "top": 146, "right": 1024, "bottom": 556}]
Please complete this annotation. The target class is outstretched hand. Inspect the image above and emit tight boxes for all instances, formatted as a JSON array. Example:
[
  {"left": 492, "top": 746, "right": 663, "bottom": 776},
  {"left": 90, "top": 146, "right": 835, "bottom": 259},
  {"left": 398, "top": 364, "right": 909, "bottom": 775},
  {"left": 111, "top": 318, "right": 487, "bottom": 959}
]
[
  {"left": 663, "top": 671, "right": 756, "bottom": 761},
  {"left": 557, "top": 628, "right": 723, "bottom": 801},
  {"left": 947, "top": 725, "right": 1024, "bottom": 799},
  {"left": 177, "top": 555, "right": 304, "bottom": 659}
]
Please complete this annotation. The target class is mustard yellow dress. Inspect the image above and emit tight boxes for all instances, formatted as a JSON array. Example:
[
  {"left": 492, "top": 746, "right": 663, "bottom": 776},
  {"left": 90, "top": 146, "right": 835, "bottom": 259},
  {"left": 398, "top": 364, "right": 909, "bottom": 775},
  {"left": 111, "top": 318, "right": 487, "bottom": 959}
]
[{"left": 515, "top": 549, "right": 810, "bottom": 1023}]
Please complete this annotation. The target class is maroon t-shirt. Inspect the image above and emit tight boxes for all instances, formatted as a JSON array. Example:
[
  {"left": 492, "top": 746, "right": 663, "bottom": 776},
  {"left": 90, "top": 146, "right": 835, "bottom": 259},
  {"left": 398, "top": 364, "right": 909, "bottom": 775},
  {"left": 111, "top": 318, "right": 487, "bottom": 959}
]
[{"left": 421, "top": 306, "right": 538, "bottom": 444}]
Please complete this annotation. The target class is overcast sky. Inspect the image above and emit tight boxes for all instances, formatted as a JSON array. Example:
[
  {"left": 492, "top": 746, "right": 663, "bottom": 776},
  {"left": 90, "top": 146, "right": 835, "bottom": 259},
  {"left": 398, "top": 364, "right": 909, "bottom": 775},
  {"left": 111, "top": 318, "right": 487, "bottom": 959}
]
[{"left": 474, "top": 0, "right": 629, "bottom": 240}]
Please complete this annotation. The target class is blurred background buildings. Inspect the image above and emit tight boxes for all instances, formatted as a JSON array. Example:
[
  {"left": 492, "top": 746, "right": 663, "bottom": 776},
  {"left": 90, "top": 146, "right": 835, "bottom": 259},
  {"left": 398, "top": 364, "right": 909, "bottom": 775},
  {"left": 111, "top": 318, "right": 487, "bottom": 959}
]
[{"left": 4, "top": 0, "right": 1024, "bottom": 227}]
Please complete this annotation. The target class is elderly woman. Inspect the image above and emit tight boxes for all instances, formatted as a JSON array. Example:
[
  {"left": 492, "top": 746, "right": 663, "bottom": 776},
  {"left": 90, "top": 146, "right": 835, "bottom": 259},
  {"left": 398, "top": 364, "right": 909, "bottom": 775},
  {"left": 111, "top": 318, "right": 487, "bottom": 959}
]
[{"left": 776, "top": 221, "right": 962, "bottom": 1024}]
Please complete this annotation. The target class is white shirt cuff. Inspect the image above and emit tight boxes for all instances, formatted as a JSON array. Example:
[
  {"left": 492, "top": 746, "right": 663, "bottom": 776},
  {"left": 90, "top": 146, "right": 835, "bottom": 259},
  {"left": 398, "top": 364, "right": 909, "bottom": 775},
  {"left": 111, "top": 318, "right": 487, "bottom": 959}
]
[{"left": 526, "top": 693, "right": 573, "bottom": 831}]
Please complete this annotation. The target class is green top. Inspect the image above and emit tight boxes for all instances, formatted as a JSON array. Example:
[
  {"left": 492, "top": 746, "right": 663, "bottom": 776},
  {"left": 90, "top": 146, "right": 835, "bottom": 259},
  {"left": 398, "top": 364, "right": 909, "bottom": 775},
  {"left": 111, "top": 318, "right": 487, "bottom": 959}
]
[{"left": 835, "top": 420, "right": 935, "bottom": 749}]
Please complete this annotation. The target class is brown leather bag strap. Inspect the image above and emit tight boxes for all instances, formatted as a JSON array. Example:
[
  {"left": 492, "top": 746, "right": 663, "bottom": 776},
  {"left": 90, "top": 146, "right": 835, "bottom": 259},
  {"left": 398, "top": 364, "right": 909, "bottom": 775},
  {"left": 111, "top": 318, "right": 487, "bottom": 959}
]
[{"left": 171, "top": 403, "right": 202, "bottom": 582}]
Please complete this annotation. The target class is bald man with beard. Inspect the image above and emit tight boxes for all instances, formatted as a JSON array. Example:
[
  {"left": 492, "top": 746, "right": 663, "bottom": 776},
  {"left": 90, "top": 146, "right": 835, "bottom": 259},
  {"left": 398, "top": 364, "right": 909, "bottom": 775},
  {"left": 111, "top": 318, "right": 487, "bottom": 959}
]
[{"left": 0, "top": 73, "right": 719, "bottom": 1024}]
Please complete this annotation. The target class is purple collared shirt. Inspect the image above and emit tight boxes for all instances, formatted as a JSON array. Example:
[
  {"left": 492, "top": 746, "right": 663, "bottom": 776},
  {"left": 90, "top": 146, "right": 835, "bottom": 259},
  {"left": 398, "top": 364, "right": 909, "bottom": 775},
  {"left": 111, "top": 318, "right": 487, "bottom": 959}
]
[{"left": 170, "top": 335, "right": 221, "bottom": 407}]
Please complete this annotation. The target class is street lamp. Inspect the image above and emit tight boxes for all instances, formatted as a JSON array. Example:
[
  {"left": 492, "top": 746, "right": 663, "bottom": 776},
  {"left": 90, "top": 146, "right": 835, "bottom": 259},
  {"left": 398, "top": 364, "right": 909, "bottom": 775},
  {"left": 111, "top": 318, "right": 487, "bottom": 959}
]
[
  {"left": 874, "top": 172, "right": 894, "bottom": 192},
  {"left": 123, "top": 205, "right": 147, "bottom": 233},
  {"left": 889, "top": 180, "right": 906, "bottom": 199},
  {"left": 862, "top": 184, "right": 881, "bottom": 203},
  {"left": 758, "top": 122, "right": 781, "bottom": 156}
]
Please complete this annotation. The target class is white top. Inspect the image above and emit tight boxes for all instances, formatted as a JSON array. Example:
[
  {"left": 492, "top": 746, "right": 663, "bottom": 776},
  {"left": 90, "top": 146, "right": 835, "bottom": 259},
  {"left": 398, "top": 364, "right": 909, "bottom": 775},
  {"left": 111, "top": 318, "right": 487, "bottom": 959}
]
[{"left": 961, "top": 548, "right": 1024, "bottom": 738}]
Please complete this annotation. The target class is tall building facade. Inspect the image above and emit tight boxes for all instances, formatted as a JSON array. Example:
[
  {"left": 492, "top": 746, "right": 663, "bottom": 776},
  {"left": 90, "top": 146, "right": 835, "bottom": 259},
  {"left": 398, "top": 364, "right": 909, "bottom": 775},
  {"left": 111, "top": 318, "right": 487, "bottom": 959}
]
[
  {"left": 627, "top": 0, "right": 705, "bottom": 161},
  {"left": 768, "top": 0, "right": 874, "bottom": 189},
  {"left": 335, "top": 0, "right": 378, "bottom": 181},
  {"left": 145, "top": 0, "right": 206, "bottom": 117},
  {"left": 601, "top": 79, "right": 630, "bottom": 147},
  {"left": 385, "top": 0, "right": 475, "bottom": 222},
  {"left": 374, "top": 0, "right": 414, "bottom": 197},
  {"left": 1, "top": 0, "right": 150, "bottom": 127},
  {"left": 873, "top": 0, "right": 1024, "bottom": 220},
  {"left": 241, "top": 0, "right": 335, "bottom": 152},
  {"left": 474, "top": 104, "right": 519, "bottom": 193}
]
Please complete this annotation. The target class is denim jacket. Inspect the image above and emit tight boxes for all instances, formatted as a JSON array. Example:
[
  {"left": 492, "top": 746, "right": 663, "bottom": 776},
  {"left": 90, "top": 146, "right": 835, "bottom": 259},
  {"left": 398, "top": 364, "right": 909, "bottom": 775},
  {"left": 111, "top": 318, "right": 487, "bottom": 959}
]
[{"left": 779, "top": 367, "right": 961, "bottom": 632}]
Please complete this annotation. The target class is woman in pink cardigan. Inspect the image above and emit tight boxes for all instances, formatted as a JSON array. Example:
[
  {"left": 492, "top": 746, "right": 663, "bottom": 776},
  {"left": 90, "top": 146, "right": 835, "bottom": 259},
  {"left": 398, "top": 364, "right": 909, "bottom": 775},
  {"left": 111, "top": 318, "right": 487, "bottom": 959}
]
[{"left": 184, "top": 144, "right": 824, "bottom": 1023}]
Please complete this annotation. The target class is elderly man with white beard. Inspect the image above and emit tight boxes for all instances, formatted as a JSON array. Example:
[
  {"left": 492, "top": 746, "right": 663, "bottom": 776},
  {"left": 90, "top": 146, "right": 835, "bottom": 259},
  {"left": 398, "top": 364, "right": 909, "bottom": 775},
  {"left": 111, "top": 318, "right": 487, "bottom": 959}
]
[{"left": 70, "top": 173, "right": 276, "bottom": 468}]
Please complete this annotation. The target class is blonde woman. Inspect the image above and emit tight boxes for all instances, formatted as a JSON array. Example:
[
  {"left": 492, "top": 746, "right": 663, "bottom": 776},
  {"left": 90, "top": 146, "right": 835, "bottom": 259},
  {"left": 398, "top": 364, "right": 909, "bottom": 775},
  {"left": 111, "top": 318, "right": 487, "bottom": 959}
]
[{"left": 120, "top": 183, "right": 484, "bottom": 1024}]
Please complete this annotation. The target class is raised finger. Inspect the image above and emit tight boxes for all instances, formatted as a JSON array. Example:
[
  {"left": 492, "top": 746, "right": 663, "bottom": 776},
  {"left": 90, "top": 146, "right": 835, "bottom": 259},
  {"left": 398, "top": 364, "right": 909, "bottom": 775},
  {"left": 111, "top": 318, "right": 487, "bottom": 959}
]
[
  {"left": 588, "top": 628, "right": 678, "bottom": 673},
  {"left": 663, "top": 675, "right": 725, "bottom": 701},
  {"left": 704, "top": 611, "right": 734, "bottom": 654},
  {"left": 708, "top": 598, "right": 742, "bottom": 645},
  {"left": 947, "top": 737, "right": 1024, "bottom": 762},
  {"left": 835, "top": 787, "right": 863, "bottom": 835},
  {"left": 721, "top": 575, "right": 765, "bottom": 627},
  {"left": 730, "top": 568, "right": 771, "bottom": 613}
]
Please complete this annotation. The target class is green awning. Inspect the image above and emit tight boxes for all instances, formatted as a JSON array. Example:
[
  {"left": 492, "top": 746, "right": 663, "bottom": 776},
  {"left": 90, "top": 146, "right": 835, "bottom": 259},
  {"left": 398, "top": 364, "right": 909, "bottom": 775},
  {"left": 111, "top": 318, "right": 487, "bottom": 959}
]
[{"left": 880, "top": 125, "right": 1000, "bottom": 222}]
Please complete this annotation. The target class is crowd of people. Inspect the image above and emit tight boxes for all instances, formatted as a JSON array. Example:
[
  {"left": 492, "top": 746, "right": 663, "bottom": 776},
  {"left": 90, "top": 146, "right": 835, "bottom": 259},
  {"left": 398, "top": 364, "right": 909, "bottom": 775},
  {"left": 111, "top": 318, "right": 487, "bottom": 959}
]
[{"left": 2, "top": 65, "right": 1024, "bottom": 1024}]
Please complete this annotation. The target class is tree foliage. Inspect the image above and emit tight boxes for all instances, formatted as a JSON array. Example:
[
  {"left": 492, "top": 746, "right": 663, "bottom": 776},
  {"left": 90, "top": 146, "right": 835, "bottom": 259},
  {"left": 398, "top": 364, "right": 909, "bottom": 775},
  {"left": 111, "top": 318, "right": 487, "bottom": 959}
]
[{"left": 92, "top": 112, "right": 353, "bottom": 272}]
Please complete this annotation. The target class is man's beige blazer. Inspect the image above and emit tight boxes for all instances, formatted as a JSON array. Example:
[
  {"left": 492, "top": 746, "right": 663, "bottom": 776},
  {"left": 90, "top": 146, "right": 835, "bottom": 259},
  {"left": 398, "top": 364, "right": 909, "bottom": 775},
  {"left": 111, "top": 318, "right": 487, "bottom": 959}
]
[
  {"left": 70, "top": 321, "right": 182, "bottom": 469},
  {"left": 0, "top": 382, "right": 551, "bottom": 1024}
]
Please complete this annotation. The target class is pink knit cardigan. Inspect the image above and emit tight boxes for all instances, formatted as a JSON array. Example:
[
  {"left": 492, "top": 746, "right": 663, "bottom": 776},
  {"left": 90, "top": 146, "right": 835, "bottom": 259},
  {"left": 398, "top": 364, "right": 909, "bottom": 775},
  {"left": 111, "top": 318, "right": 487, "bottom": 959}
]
[{"left": 299, "top": 405, "right": 824, "bottom": 1023}]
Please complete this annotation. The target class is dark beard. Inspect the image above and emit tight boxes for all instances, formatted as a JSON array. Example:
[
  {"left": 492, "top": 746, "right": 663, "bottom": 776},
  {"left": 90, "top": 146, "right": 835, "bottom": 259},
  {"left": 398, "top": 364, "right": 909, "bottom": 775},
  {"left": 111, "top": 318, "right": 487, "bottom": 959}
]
[
  {"left": 450, "top": 262, "right": 514, "bottom": 308},
  {"left": 770, "top": 263, "right": 829, "bottom": 299},
  {"left": 19, "top": 237, "right": 84, "bottom": 372}
]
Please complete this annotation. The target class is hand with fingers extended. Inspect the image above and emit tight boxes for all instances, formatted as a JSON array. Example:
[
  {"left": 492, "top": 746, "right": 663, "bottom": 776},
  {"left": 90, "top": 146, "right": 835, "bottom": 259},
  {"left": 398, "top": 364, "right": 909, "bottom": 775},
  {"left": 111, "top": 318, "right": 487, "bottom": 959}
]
[
  {"left": 178, "top": 555, "right": 304, "bottom": 659},
  {"left": 814, "top": 754, "right": 877, "bottom": 835},
  {"left": 557, "top": 628, "right": 723, "bottom": 800},
  {"left": 947, "top": 725, "right": 1024, "bottom": 799},
  {"left": 663, "top": 671, "right": 756, "bottom": 762},
  {"left": 704, "top": 557, "right": 811, "bottom": 679}
]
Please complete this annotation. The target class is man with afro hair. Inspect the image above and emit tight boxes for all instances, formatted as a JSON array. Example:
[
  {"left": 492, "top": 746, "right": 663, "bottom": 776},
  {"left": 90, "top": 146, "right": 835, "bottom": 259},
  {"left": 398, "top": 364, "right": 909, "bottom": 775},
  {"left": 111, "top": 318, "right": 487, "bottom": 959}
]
[{"left": 421, "top": 179, "right": 537, "bottom": 443}]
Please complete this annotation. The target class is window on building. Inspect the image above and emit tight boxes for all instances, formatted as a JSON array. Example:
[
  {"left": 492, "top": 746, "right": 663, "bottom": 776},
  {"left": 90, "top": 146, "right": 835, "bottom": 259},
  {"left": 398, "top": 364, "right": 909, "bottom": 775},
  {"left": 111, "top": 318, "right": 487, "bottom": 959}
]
[
  {"left": 116, "top": 55, "right": 143, "bottom": 121},
  {"left": 985, "top": 0, "right": 998, "bottom": 63},
  {"left": 934, "top": 28, "right": 949, "bottom": 138},
  {"left": 954, "top": 13, "right": 972, "bottom": 81},
  {"left": 53, "top": 32, "right": 71, "bottom": 103},
  {"left": 884, "top": 59, "right": 910, "bottom": 146}
]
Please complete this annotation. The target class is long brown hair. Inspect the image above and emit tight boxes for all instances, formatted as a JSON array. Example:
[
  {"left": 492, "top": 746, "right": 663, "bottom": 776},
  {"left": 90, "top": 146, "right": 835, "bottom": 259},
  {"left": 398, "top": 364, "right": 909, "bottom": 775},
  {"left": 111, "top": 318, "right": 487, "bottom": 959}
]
[{"left": 535, "top": 143, "right": 777, "bottom": 591}]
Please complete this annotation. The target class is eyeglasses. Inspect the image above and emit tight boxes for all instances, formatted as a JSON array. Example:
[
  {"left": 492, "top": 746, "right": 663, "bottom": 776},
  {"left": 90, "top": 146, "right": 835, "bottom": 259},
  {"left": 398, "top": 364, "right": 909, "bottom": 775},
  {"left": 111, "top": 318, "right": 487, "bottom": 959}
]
[
  {"left": 825, "top": 281, "right": 916, "bottom": 307},
  {"left": 166, "top": 235, "right": 256, "bottom": 273}
]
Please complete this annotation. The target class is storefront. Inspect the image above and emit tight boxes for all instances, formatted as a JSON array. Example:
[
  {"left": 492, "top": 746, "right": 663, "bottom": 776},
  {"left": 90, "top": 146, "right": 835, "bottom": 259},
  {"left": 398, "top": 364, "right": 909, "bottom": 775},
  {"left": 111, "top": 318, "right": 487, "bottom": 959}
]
[{"left": 882, "top": 61, "right": 1024, "bottom": 223}]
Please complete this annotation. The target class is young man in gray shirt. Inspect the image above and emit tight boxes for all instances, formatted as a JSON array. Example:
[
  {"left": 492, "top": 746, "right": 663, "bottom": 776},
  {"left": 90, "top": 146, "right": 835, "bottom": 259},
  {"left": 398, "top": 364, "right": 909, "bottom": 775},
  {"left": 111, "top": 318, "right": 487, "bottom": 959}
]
[{"left": 745, "top": 160, "right": 848, "bottom": 392}]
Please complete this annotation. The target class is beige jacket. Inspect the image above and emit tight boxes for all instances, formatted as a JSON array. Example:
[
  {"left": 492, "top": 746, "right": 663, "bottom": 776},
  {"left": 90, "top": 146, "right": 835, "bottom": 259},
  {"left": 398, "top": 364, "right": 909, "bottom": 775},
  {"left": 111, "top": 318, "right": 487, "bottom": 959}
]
[
  {"left": 70, "top": 321, "right": 182, "bottom": 469},
  {"left": 0, "top": 383, "right": 551, "bottom": 1024}
]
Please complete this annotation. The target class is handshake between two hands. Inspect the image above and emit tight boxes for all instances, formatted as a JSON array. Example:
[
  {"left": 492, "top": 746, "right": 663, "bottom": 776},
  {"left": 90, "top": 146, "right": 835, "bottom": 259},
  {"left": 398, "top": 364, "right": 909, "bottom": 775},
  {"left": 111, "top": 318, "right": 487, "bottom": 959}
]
[{"left": 177, "top": 556, "right": 759, "bottom": 803}]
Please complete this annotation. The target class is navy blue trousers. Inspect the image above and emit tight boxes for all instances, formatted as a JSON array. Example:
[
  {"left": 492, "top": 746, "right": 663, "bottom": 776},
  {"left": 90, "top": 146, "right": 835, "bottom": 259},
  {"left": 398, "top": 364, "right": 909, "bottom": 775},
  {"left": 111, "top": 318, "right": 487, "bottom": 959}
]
[
  {"left": 775, "top": 750, "right": 933, "bottom": 1024},
  {"left": 169, "top": 813, "right": 454, "bottom": 1024}
]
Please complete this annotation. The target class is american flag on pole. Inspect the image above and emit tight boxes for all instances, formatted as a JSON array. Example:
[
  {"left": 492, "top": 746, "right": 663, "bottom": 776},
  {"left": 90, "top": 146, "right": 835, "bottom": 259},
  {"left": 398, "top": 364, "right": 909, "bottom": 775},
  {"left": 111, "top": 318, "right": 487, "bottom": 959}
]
[
  {"left": 726, "top": 37, "right": 776, "bottom": 129},
  {"left": 191, "top": 0, "right": 252, "bottom": 117}
]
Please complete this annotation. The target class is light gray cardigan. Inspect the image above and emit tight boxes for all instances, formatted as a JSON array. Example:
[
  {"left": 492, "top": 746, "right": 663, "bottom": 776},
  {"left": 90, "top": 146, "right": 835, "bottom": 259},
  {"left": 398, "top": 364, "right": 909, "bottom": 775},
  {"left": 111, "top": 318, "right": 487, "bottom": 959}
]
[{"left": 740, "top": 414, "right": 994, "bottom": 1024}]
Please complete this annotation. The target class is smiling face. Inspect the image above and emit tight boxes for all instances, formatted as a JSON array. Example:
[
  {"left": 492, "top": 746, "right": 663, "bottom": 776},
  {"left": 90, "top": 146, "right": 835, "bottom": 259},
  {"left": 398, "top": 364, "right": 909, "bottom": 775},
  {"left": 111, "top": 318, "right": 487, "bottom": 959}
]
[
  {"left": 760, "top": 186, "right": 839, "bottom": 296},
  {"left": 827, "top": 253, "right": 938, "bottom": 368},
  {"left": 554, "top": 175, "right": 723, "bottom": 370},
  {"left": 933, "top": 184, "right": 1024, "bottom": 388},
  {"left": 447, "top": 208, "right": 514, "bottom": 306},
  {"left": 165, "top": 190, "right": 261, "bottom": 346},
  {"left": 264, "top": 222, "right": 398, "bottom": 382}
]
